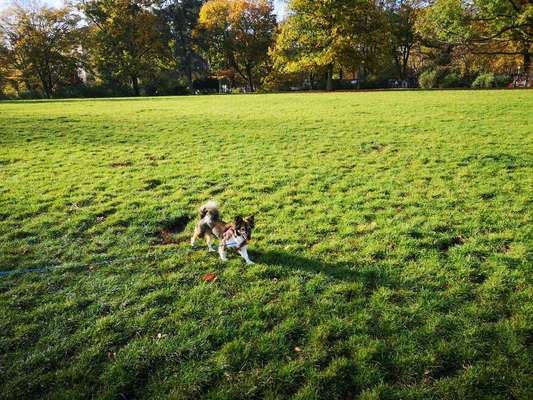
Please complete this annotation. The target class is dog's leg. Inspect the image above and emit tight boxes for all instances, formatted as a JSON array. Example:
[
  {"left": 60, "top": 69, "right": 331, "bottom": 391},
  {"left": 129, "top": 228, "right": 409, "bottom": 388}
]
[
  {"left": 206, "top": 235, "right": 216, "bottom": 252},
  {"left": 191, "top": 225, "right": 206, "bottom": 248},
  {"left": 218, "top": 245, "right": 228, "bottom": 262},
  {"left": 238, "top": 246, "right": 254, "bottom": 265}
]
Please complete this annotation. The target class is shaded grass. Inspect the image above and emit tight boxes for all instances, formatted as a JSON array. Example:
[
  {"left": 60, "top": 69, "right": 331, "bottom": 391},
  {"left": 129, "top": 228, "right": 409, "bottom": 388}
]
[{"left": 0, "top": 91, "right": 532, "bottom": 399}]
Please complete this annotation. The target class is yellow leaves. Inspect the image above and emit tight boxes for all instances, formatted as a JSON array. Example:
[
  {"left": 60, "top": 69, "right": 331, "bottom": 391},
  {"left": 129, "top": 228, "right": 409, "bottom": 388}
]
[
  {"left": 198, "top": 0, "right": 231, "bottom": 30},
  {"left": 517, "top": 3, "right": 533, "bottom": 25},
  {"left": 199, "top": 0, "right": 274, "bottom": 31},
  {"left": 197, "top": 0, "right": 276, "bottom": 78}
]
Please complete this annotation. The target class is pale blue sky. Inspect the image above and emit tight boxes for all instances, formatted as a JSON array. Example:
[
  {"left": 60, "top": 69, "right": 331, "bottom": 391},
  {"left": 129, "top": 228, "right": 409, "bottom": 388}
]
[
  {"left": 0, "top": 0, "right": 287, "bottom": 17},
  {"left": 0, "top": 0, "right": 63, "bottom": 10}
]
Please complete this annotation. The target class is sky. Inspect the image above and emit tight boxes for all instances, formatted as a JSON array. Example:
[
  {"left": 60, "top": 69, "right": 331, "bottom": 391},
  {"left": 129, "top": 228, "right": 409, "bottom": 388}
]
[
  {"left": 0, "top": 0, "right": 287, "bottom": 17},
  {"left": 0, "top": 0, "right": 64, "bottom": 10}
]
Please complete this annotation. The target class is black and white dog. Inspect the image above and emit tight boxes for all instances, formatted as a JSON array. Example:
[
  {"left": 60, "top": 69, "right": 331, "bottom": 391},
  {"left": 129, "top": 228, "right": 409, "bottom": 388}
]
[{"left": 191, "top": 201, "right": 255, "bottom": 265}]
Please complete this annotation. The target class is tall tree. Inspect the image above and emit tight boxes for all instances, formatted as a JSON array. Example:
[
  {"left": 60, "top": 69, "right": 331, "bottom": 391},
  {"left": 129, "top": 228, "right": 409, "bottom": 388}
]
[
  {"left": 81, "top": 0, "right": 169, "bottom": 96},
  {"left": 418, "top": 0, "right": 533, "bottom": 82},
  {"left": 195, "top": 0, "right": 276, "bottom": 91},
  {"left": 385, "top": 0, "right": 419, "bottom": 80},
  {"left": 271, "top": 0, "right": 341, "bottom": 91},
  {"left": 157, "top": 0, "right": 206, "bottom": 91},
  {"left": 271, "top": 0, "right": 388, "bottom": 91},
  {"left": 0, "top": 27, "right": 9, "bottom": 95},
  {"left": 0, "top": 3, "right": 82, "bottom": 98}
]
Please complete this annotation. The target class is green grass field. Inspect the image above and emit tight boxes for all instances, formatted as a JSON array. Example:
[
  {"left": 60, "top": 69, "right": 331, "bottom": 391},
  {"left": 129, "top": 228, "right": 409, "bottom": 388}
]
[{"left": 1, "top": 91, "right": 532, "bottom": 399}]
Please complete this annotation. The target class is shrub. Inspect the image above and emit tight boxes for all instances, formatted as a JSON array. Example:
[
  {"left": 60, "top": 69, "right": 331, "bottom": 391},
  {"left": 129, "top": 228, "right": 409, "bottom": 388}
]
[
  {"left": 440, "top": 73, "right": 461, "bottom": 88},
  {"left": 144, "top": 71, "right": 190, "bottom": 96},
  {"left": 193, "top": 78, "right": 219, "bottom": 94},
  {"left": 419, "top": 69, "right": 439, "bottom": 89},
  {"left": 359, "top": 75, "right": 389, "bottom": 89},
  {"left": 0, "top": 85, "right": 17, "bottom": 99},
  {"left": 55, "top": 84, "right": 117, "bottom": 98},
  {"left": 472, "top": 73, "right": 495, "bottom": 88},
  {"left": 332, "top": 79, "right": 359, "bottom": 90},
  {"left": 494, "top": 74, "right": 512, "bottom": 88}
]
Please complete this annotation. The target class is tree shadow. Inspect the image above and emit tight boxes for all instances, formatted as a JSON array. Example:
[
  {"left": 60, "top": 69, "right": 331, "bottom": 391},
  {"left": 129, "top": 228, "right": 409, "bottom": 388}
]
[{"left": 251, "top": 249, "right": 391, "bottom": 290}]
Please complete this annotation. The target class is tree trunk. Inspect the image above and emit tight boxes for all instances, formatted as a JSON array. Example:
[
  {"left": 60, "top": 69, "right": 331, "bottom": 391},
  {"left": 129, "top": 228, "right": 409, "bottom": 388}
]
[
  {"left": 132, "top": 75, "right": 140, "bottom": 96},
  {"left": 401, "top": 46, "right": 411, "bottom": 81},
  {"left": 326, "top": 64, "right": 333, "bottom": 91},
  {"left": 185, "top": 64, "right": 192, "bottom": 92},
  {"left": 23, "top": 78, "right": 34, "bottom": 97},
  {"left": 46, "top": 73, "right": 53, "bottom": 99},
  {"left": 523, "top": 43, "right": 531, "bottom": 86},
  {"left": 42, "top": 81, "right": 51, "bottom": 99},
  {"left": 246, "top": 66, "right": 254, "bottom": 92},
  {"left": 42, "top": 57, "right": 53, "bottom": 99},
  {"left": 185, "top": 52, "right": 193, "bottom": 92},
  {"left": 37, "top": 71, "right": 51, "bottom": 99}
]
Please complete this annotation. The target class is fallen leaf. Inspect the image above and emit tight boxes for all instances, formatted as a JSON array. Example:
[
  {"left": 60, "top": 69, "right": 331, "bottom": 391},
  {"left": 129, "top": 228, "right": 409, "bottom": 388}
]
[{"left": 203, "top": 273, "right": 218, "bottom": 282}]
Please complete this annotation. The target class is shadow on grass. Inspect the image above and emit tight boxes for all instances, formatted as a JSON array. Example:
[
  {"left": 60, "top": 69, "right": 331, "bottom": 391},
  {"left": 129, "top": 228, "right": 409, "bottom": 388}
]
[{"left": 252, "top": 249, "right": 390, "bottom": 290}]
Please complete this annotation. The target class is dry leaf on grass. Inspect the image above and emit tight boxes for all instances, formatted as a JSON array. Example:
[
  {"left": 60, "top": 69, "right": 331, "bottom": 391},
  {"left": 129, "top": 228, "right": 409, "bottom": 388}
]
[{"left": 203, "top": 273, "right": 218, "bottom": 282}]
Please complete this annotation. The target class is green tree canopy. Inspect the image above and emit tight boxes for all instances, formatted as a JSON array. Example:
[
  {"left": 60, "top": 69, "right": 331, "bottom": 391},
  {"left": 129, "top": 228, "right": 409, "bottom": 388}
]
[
  {"left": 385, "top": 0, "right": 420, "bottom": 80},
  {"left": 271, "top": 0, "right": 389, "bottom": 91},
  {"left": 0, "top": 3, "right": 82, "bottom": 98},
  {"left": 81, "top": 0, "right": 170, "bottom": 96},
  {"left": 157, "top": 0, "right": 206, "bottom": 90},
  {"left": 418, "top": 0, "right": 533, "bottom": 78}
]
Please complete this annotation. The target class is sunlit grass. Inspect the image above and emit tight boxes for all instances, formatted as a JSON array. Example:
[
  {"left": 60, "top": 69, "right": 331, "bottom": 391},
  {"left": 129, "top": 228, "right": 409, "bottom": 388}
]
[{"left": 1, "top": 91, "right": 532, "bottom": 399}]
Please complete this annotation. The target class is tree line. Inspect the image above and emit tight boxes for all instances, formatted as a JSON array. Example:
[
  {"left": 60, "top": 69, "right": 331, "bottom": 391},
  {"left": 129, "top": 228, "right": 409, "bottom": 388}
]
[{"left": 0, "top": 0, "right": 531, "bottom": 98}]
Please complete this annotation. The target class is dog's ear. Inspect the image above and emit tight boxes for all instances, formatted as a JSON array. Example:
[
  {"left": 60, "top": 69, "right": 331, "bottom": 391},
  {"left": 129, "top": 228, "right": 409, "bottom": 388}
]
[
  {"left": 234, "top": 216, "right": 244, "bottom": 226},
  {"left": 245, "top": 215, "right": 255, "bottom": 228}
]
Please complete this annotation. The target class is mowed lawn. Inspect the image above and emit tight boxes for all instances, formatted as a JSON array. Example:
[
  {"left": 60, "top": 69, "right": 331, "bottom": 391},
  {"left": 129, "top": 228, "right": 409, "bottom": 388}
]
[{"left": 0, "top": 91, "right": 532, "bottom": 399}]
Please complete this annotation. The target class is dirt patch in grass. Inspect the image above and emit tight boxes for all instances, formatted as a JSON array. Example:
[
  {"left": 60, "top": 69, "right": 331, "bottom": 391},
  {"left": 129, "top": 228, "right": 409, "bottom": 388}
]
[
  {"left": 360, "top": 141, "right": 388, "bottom": 153},
  {"left": 158, "top": 216, "right": 191, "bottom": 244},
  {"left": 145, "top": 179, "right": 162, "bottom": 190},
  {"left": 480, "top": 192, "right": 496, "bottom": 200},
  {"left": 436, "top": 236, "right": 464, "bottom": 252},
  {"left": 159, "top": 229, "right": 177, "bottom": 245},
  {"left": 110, "top": 161, "right": 133, "bottom": 168}
]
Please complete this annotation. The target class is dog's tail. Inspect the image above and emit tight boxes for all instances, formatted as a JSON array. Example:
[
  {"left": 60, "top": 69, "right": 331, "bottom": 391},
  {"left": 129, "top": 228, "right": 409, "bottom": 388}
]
[{"left": 199, "top": 200, "right": 219, "bottom": 220}]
